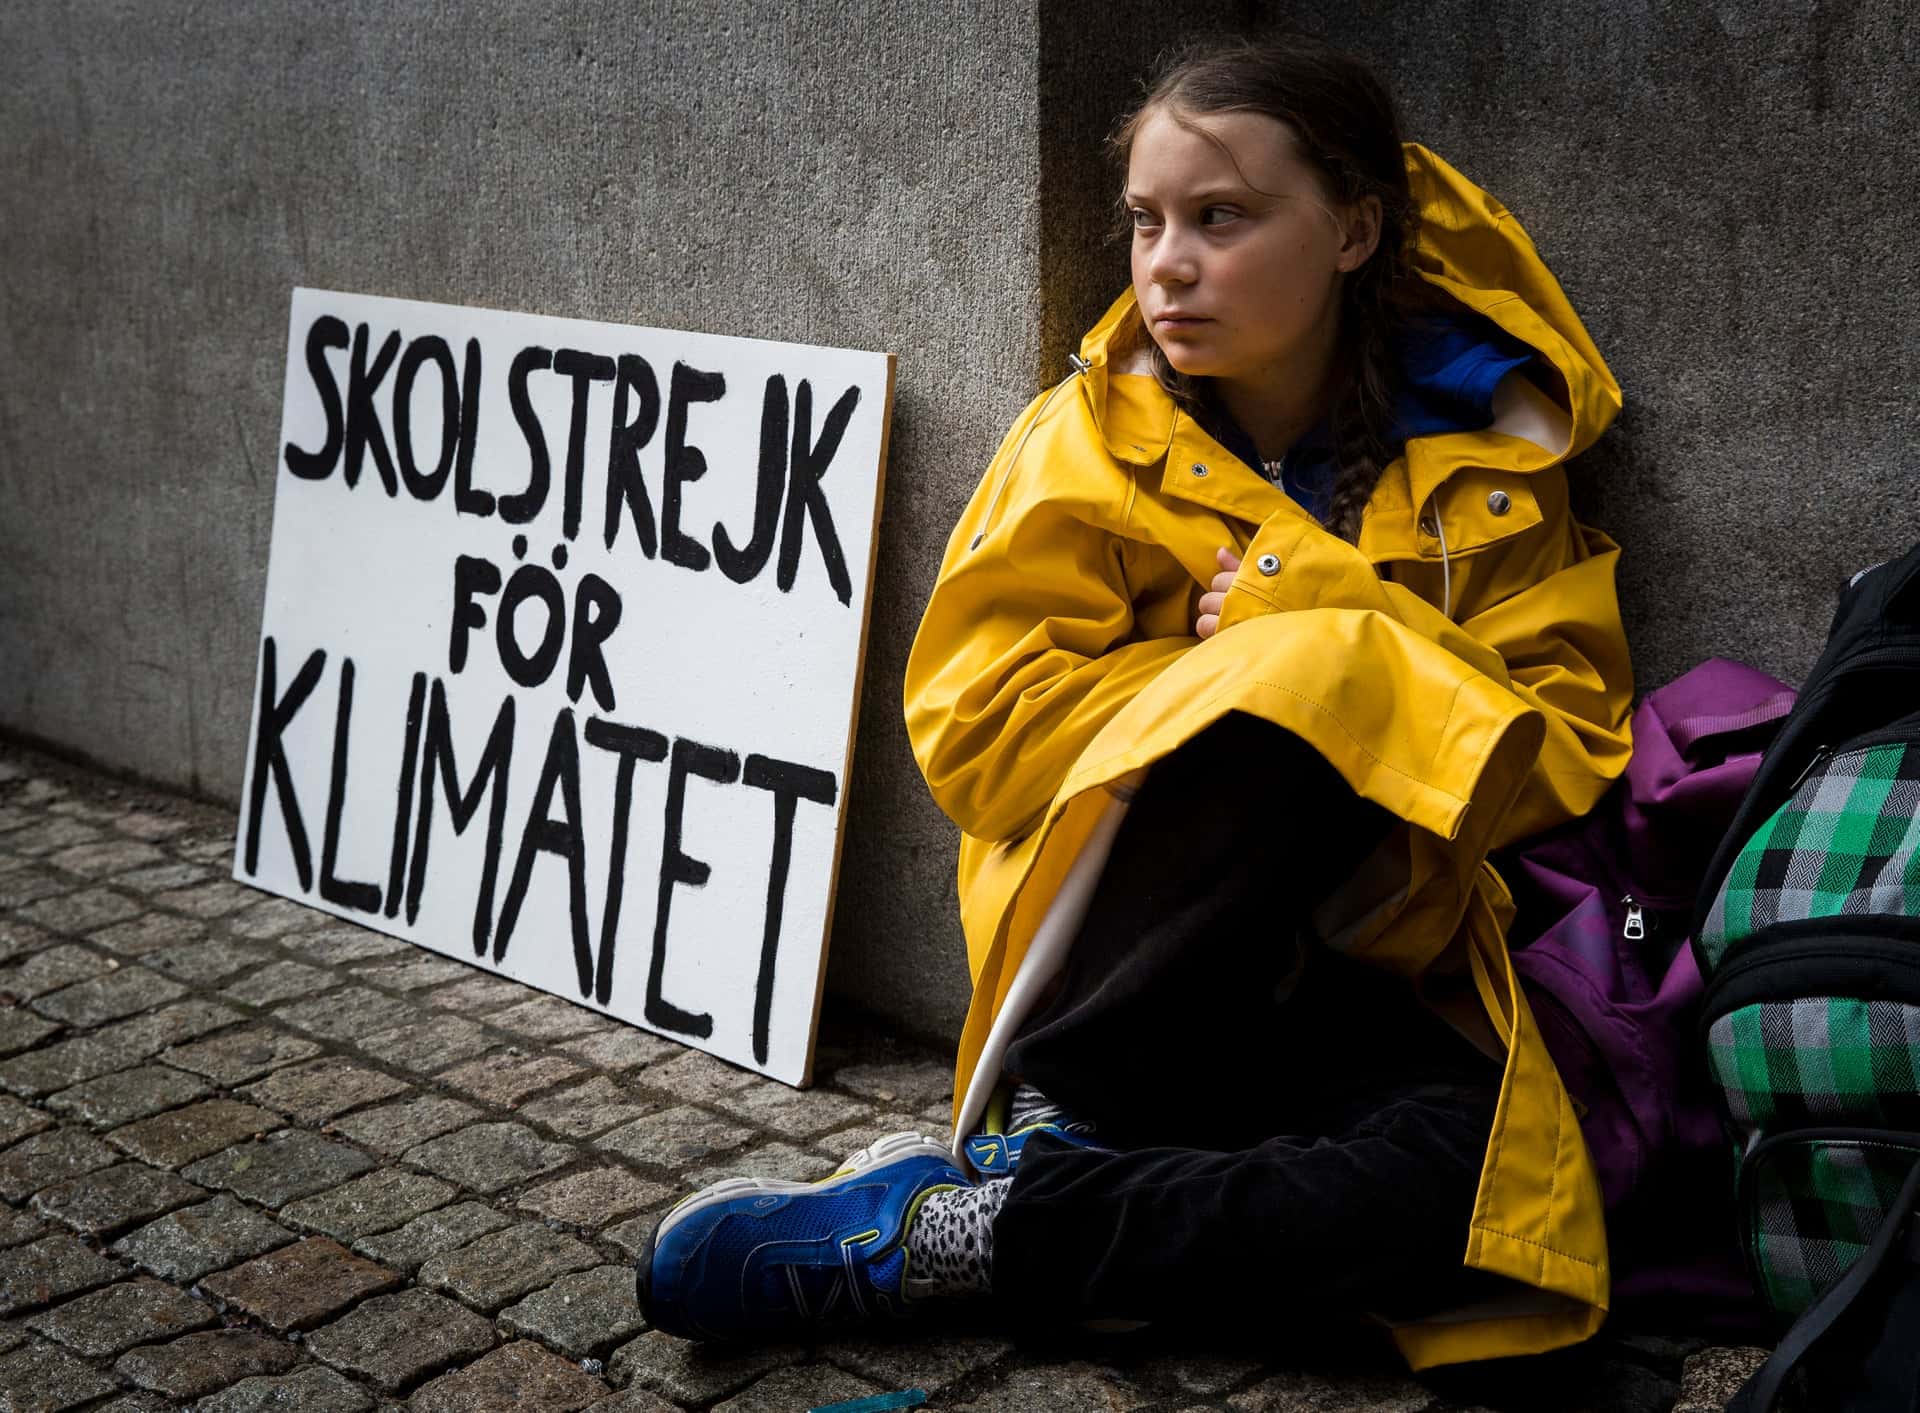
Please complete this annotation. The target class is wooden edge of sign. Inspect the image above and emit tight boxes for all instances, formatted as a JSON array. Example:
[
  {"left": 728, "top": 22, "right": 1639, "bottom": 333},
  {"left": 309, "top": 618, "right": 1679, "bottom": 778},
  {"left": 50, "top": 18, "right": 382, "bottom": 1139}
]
[{"left": 794, "top": 351, "right": 901, "bottom": 1090}]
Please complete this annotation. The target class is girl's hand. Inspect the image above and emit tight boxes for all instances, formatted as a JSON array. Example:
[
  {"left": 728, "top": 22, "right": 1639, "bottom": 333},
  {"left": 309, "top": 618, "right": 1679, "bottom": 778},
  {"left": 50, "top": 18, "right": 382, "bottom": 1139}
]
[{"left": 1195, "top": 546, "right": 1242, "bottom": 639}]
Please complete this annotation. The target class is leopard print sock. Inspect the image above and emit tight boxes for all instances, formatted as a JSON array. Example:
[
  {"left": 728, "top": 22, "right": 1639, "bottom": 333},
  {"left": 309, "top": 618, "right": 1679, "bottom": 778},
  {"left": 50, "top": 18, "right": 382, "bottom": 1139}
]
[{"left": 903, "top": 1176, "right": 1009, "bottom": 1300}]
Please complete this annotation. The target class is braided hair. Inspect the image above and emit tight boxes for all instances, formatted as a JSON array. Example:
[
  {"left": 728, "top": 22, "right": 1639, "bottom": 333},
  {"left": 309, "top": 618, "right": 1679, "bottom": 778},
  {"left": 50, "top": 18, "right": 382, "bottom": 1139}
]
[{"left": 1111, "top": 36, "right": 1422, "bottom": 543}]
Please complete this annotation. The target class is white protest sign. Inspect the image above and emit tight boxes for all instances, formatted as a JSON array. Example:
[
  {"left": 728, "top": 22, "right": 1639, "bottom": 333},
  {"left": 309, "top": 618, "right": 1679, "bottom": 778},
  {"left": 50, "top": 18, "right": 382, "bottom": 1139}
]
[{"left": 235, "top": 288, "right": 894, "bottom": 1085}]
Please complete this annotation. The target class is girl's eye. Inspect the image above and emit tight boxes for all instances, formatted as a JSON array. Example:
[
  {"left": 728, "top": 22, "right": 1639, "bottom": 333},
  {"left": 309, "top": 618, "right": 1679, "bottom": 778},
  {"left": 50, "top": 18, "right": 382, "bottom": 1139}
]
[
  {"left": 1128, "top": 208, "right": 1160, "bottom": 231},
  {"left": 1201, "top": 206, "right": 1242, "bottom": 227}
]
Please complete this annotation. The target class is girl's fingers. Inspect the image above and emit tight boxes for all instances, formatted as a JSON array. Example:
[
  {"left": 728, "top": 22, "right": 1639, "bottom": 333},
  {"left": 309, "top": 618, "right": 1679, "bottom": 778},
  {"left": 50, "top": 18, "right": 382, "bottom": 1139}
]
[
  {"left": 1196, "top": 612, "right": 1220, "bottom": 639},
  {"left": 1197, "top": 590, "right": 1225, "bottom": 617},
  {"left": 1211, "top": 570, "right": 1235, "bottom": 594},
  {"left": 1216, "top": 545, "right": 1242, "bottom": 572}
]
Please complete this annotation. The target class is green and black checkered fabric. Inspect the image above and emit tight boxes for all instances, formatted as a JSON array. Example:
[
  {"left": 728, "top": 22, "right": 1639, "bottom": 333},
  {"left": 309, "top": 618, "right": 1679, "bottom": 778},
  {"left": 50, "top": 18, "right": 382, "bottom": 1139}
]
[
  {"left": 1709, "top": 999, "right": 1920, "bottom": 1130},
  {"left": 1746, "top": 1135, "right": 1920, "bottom": 1314},
  {"left": 1701, "top": 741, "right": 1920, "bottom": 967}
]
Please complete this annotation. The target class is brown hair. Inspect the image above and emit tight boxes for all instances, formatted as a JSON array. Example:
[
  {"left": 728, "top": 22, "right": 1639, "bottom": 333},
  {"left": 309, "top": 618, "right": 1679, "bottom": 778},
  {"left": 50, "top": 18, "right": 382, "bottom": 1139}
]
[{"left": 1112, "top": 36, "right": 1420, "bottom": 542}]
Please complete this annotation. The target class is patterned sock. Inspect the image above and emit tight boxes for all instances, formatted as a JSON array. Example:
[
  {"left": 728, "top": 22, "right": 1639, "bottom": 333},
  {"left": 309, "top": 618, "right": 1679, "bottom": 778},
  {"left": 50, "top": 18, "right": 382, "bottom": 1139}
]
[
  {"left": 1009, "top": 1082, "right": 1097, "bottom": 1137},
  {"left": 903, "top": 1176, "right": 1009, "bottom": 1300}
]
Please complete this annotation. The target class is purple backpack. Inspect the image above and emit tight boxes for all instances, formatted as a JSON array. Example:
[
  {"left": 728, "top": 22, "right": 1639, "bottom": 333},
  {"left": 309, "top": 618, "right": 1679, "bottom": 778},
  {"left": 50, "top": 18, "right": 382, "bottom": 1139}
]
[{"left": 1503, "top": 657, "right": 1797, "bottom": 1317}]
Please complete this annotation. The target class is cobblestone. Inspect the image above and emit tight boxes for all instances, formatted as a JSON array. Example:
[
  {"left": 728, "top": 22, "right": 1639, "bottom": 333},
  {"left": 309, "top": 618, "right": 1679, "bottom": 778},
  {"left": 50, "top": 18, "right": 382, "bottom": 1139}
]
[
  {"left": 427, "top": 974, "right": 530, "bottom": 1011},
  {"left": 181, "top": 1129, "right": 377, "bottom": 1206},
  {"left": 487, "top": 995, "right": 612, "bottom": 1042},
  {"left": 47, "top": 839, "right": 169, "bottom": 878},
  {"left": 220, "top": 958, "right": 339, "bottom": 1006},
  {"left": 595, "top": 1106, "right": 753, "bottom": 1169},
  {"left": 715, "top": 1079, "right": 872, "bottom": 1140},
  {"left": 0, "top": 1007, "right": 62, "bottom": 1059},
  {"left": 0, "top": 749, "right": 1784, "bottom": 1412},
  {"left": 114, "top": 1327, "right": 303, "bottom": 1400},
  {"left": 557, "top": 1027, "right": 676, "bottom": 1072},
  {"left": 108, "top": 1097, "right": 278, "bottom": 1167},
  {"left": 0, "top": 1092, "right": 54, "bottom": 1144},
  {"left": 638, "top": 1050, "right": 760, "bottom": 1104},
  {"left": 0, "top": 1126, "right": 116, "bottom": 1201},
  {"left": 715, "top": 1364, "right": 886, "bottom": 1412},
  {"left": 0, "top": 1235, "right": 124, "bottom": 1315},
  {"left": 237, "top": 1054, "right": 409, "bottom": 1123},
  {"left": 517, "top": 1167, "right": 671, "bottom": 1227},
  {"left": 0, "top": 1336, "right": 120, "bottom": 1410},
  {"left": 440, "top": 1048, "right": 585, "bottom": 1107},
  {"left": 0, "top": 1208, "right": 47, "bottom": 1246},
  {"left": 349, "top": 952, "right": 474, "bottom": 990},
  {"left": 274, "top": 986, "right": 417, "bottom": 1042},
  {"left": 280, "top": 1167, "right": 455, "bottom": 1241},
  {"left": 200, "top": 1235, "right": 401, "bottom": 1331},
  {"left": 411, "top": 1339, "right": 611, "bottom": 1411},
  {"left": 30, "top": 1160, "right": 205, "bottom": 1238},
  {"left": 194, "top": 1364, "right": 378, "bottom": 1412},
  {"left": 22, "top": 1275, "right": 216, "bottom": 1356},
  {"left": 685, "top": 1140, "right": 837, "bottom": 1188},
  {"left": 305, "top": 1286, "right": 495, "bottom": 1393},
  {"left": 355, "top": 1014, "right": 493, "bottom": 1071},
  {"left": 2, "top": 944, "right": 116, "bottom": 998},
  {"left": 224, "top": 896, "right": 331, "bottom": 940},
  {"left": 152, "top": 878, "right": 257, "bottom": 918},
  {"left": 610, "top": 1330, "right": 801, "bottom": 1405},
  {"left": 822, "top": 1331, "right": 1015, "bottom": 1398},
  {"left": 30, "top": 964, "right": 188, "bottom": 1026},
  {"left": 499, "top": 1264, "right": 646, "bottom": 1359},
  {"left": 46, "top": 1062, "right": 209, "bottom": 1127},
  {"left": 302, "top": 924, "right": 409, "bottom": 963},
  {"left": 520, "top": 1076, "right": 662, "bottom": 1139},
  {"left": 329, "top": 1093, "right": 479, "bottom": 1156},
  {"left": 19, "top": 886, "right": 142, "bottom": 935},
  {"left": 160, "top": 1026, "right": 321, "bottom": 1085},
  {"left": 352, "top": 1200, "right": 514, "bottom": 1276},
  {"left": 109, "top": 863, "right": 214, "bottom": 896},
  {"left": 93, "top": 910, "right": 210, "bottom": 956},
  {"left": 405, "top": 1121, "right": 573, "bottom": 1192},
  {"left": 112, "top": 1195, "right": 296, "bottom": 1282},
  {"left": 419, "top": 1221, "right": 600, "bottom": 1310}
]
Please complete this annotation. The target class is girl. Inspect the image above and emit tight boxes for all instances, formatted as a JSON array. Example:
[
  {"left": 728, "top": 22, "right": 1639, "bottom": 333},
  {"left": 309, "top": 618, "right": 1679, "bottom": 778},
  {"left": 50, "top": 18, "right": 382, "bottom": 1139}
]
[{"left": 640, "top": 34, "right": 1634, "bottom": 1369}]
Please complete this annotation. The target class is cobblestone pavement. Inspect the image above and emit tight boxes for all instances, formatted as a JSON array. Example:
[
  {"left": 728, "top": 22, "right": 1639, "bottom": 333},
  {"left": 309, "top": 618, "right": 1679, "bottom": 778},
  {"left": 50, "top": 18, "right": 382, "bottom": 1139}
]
[{"left": 0, "top": 743, "right": 1772, "bottom": 1412}]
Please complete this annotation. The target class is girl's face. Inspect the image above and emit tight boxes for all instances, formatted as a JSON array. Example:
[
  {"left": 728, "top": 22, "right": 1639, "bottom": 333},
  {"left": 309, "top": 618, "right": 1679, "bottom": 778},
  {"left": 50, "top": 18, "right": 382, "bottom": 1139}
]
[{"left": 1125, "top": 107, "right": 1375, "bottom": 385}]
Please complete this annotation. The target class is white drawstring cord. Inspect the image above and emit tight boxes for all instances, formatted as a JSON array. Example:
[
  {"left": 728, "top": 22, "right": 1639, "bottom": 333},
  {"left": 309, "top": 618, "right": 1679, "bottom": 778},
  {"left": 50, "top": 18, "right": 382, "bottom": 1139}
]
[{"left": 1430, "top": 498, "right": 1453, "bottom": 621}]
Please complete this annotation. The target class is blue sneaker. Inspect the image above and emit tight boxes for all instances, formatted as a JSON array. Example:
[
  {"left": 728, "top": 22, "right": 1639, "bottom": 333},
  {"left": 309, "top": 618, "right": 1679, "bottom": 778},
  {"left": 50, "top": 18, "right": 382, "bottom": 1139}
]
[
  {"left": 963, "top": 1119, "right": 1110, "bottom": 1178},
  {"left": 638, "top": 1131, "right": 967, "bottom": 1341}
]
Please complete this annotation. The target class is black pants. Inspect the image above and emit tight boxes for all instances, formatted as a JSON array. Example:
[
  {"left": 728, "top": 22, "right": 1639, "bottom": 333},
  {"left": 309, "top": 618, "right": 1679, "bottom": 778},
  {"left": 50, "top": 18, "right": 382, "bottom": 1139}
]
[{"left": 994, "top": 713, "right": 1503, "bottom": 1324}]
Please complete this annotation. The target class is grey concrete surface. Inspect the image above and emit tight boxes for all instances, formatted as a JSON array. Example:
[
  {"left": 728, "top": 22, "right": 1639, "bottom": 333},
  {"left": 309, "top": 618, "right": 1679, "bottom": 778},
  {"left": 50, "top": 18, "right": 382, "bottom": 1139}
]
[{"left": 4, "top": 1, "right": 1919, "bottom": 1045}]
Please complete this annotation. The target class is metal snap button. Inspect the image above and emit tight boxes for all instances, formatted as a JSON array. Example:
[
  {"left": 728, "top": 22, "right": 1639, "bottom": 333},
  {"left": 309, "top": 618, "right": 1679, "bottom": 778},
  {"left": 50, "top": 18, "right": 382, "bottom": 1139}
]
[
  {"left": 1191, "top": 463, "right": 1209, "bottom": 477},
  {"left": 1487, "top": 490, "right": 1512, "bottom": 516},
  {"left": 1256, "top": 553, "right": 1281, "bottom": 577}
]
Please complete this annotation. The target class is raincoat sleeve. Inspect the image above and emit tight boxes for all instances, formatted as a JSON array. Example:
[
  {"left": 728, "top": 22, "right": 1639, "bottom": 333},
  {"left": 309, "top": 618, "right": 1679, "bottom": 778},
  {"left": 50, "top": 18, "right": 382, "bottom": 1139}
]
[
  {"left": 1219, "top": 465, "right": 1632, "bottom": 846},
  {"left": 903, "top": 403, "right": 1194, "bottom": 844}
]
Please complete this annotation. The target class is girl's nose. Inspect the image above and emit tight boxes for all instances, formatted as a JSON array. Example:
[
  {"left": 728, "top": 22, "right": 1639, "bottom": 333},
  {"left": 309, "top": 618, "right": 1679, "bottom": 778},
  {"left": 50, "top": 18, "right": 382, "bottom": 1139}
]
[{"left": 1147, "top": 228, "right": 1199, "bottom": 287}]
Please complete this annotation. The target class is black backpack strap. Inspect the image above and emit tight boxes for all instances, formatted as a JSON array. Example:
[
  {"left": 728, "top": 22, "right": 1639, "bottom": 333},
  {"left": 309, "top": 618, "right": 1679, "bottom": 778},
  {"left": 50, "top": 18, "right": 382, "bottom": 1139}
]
[{"left": 1730, "top": 1155, "right": 1920, "bottom": 1412}]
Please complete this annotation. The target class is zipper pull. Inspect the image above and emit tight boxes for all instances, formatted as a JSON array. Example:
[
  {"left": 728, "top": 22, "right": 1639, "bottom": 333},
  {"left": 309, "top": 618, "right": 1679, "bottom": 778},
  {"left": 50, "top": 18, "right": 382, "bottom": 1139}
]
[
  {"left": 1786, "top": 746, "right": 1831, "bottom": 798},
  {"left": 1622, "top": 894, "right": 1646, "bottom": 941}
]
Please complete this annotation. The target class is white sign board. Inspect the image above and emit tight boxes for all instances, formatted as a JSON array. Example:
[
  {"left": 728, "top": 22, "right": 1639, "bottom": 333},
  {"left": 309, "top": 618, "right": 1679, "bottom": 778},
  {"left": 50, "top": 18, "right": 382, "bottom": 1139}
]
[{"left": 235, "top": 288, "right": 894, "bottom": 1085}]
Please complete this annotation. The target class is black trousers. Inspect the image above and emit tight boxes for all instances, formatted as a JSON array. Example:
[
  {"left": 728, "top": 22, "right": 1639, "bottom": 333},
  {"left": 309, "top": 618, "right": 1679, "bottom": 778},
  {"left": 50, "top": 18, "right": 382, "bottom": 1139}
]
[{"left": 994, "top": 713, "right": 1503, "bottom": 1325}]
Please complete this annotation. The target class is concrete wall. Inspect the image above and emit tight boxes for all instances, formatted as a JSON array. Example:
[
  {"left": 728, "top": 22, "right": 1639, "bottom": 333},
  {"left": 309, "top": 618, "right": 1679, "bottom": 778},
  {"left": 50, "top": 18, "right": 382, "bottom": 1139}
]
[
  {"left": 1040, "top": 0, "right": 1920, "bottom": 694},
  {"left": 4, "top": 0, "right": 1917, "bottom": 1043},
  {"left": 0, "top": 0, "right": 1041, "bottom": 1038}
]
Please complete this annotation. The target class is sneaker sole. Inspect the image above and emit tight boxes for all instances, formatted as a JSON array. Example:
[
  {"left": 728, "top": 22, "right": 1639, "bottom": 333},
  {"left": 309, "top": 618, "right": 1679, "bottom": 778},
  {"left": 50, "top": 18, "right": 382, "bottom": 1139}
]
[{"left": 636, "top": 1130, "right": 955, "bottom": 1333}]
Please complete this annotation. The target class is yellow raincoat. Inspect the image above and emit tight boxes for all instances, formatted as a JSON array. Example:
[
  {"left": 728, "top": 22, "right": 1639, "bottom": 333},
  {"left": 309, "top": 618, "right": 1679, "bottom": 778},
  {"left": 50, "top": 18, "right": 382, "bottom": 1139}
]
[{"left": 903, "top": 146, "right": 1636, "bottom": 1368}]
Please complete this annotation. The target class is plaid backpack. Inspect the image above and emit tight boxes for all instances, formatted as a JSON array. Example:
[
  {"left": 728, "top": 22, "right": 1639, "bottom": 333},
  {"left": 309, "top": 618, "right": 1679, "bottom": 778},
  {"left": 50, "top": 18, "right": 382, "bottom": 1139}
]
[{"left": 1694, "top": 543, "right": 1920, "bottom": 1410}]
